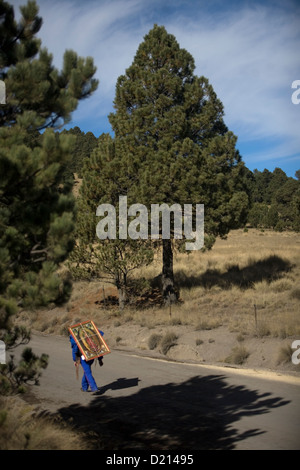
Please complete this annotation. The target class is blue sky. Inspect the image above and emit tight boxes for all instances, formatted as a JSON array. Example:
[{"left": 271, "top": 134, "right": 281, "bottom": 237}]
[{"left": 12, "top": 0, "right": 300, "bottom": 177}]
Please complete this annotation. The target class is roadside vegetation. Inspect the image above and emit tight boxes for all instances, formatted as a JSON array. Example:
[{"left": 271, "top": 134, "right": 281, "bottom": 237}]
[
  {"left": 19, "top": 229, "right": 300, "bottom": 340},
  {"left": 0, "top": 396, "right": 88, "bottom": 450}
]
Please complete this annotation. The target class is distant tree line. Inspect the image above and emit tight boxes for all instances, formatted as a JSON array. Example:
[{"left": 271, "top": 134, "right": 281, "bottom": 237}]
[
  {"left": 246, "top": 168, "right": 300, "bottom": 232},
  {"left": 64, "top": 127, "right": 300, "bottom": 233}
]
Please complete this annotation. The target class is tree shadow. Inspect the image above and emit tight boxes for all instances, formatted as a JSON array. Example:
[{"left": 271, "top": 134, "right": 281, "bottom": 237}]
[
  {"left": 96, "top": 377, "right": 141, "bottom": 395},
  {"left": 46, "top": 374, "right": 290, "bottom": 450},
  {"left": 175, "top": 255, "right": 293, "bottom": 290}
]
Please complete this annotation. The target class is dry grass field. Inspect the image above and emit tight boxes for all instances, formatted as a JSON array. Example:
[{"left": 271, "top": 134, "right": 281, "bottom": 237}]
[
  {"left": 137, "top": 228, "right": 300, "bottom": 336},
  {"left": 16, "top": 228, "right": 300, "bottom": 373}
]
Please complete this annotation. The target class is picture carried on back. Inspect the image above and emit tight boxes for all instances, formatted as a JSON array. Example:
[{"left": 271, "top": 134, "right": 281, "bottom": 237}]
[{"left": 69, "top": 320, "right": 111, "bottom": 361}]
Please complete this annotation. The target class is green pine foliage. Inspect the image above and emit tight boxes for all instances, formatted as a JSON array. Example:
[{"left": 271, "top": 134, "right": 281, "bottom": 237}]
[
  {"left": 107, "top": 25, "right": 249, "bottom": 301},
  {"left": 248, "top": 168, "right": 300, "bottom": 231},
  {"left": 69, "top": 133, "right": 154, "bottom": 309},
  {"left": 273, "top": 178, "right": 300, "bottom": 231},
  {"left": 1, "top": 2, "right": 98, "bottom": 129},
  {"left": 0, "top": 0, "right": 98, "bottom": 394},
  {"left": 60, "top": 127, "right": 98, "bottom": 181}
]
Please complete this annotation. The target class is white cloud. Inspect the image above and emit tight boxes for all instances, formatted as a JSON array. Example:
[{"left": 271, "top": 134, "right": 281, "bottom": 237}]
[
  {"left": 167, "top": 5, "right": 299, "bottom": 136},
  {"left": 10, "top": 0, "right": 300, "bottom": 174}
]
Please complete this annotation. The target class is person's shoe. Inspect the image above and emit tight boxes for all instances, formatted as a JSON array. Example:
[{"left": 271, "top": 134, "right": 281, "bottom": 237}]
[
  {"left": 80, "top": 388, "right": 89, "bottom": 392},
  {"left": 91, "top": 388, "right": 101, "bottom": 395}
]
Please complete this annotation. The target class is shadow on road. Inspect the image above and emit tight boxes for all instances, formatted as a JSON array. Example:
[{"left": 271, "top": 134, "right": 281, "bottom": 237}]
[
  {"left": 47, "top": 374, "right": 290, "bottom": 450},
  {"left": 96, "top": 377, "right": 141, "bottom": 395}
]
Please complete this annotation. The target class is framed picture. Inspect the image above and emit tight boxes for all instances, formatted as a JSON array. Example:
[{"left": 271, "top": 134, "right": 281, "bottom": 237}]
[{"left": 69, "top": 320, "right": 111, "bottom": 361}]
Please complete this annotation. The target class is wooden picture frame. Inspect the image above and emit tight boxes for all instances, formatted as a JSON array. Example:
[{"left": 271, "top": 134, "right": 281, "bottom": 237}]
[{"left": 69, "top": 320, "right": 111, "bottom": 361}]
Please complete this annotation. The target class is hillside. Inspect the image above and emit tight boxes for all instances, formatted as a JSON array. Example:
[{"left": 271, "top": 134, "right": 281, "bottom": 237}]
[{"left": 16, "top": 229, "right": 300, "bottom": 377}]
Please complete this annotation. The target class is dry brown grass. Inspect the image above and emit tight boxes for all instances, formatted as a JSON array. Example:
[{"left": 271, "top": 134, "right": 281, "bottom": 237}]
[
  {"left": 276, "top": 344, "right": 294, "bottom": 365},
  {"left": 159, "top": 332, "right": 179, "bottom": 355},
  {"left": 225, "top": 345, "right": 250, "bottom": 365},
  {"left": 0, "top": 396, "right": 88, "bottom": 450},
  {"left": 16, "top": 229, "right": 300, "bottom": 339},
  {"left": 126, "top": 229, "right": 300, "bottom": 338}
]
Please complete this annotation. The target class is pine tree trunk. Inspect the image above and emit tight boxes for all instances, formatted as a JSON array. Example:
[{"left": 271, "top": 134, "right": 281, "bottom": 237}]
[{"left": 162, "top": 239, "right": 178, "bottom": 304}]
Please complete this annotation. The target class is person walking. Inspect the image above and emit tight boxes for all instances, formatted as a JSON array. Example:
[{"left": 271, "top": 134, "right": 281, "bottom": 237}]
[{"left": 70, "top": 330, "right": 104, "bottom": 394}]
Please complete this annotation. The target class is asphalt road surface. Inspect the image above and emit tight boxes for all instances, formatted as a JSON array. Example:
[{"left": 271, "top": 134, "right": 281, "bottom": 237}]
[{"left": 13, "top": 333, "right": 300, "bottom": 450}]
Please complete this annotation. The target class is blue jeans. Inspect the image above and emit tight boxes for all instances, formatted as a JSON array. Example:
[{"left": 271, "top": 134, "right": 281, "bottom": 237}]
[{"left": 81, "top": 359, "right": 98, "bottom": 391}]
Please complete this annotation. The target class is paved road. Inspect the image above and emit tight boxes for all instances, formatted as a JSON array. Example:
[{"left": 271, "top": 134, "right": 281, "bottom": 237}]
[{"left": 14, "top": 333, "right": 300, "bottom": 450}]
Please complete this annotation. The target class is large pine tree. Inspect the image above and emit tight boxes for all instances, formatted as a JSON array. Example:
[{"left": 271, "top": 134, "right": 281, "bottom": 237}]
[
  {"left": 0, "top": 0, "right": 98, "bottom": 393},
  {"left": 108, "top": 25, "right": 249, "bottom": 302}
]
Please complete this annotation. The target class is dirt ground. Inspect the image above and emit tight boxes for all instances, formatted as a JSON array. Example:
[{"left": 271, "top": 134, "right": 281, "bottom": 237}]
[
  {"left": 100, "top": 320, "right": 300, "bottom": 378},
  {"left": 19, "top": 283, "right": 300, "bottom": 380}
]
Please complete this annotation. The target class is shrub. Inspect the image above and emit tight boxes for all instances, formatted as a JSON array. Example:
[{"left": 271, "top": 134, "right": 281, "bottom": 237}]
[
  {"left": 291, "top": 288, "right": 300, "bottom": 300},
  {"left": 196, "top": 338, "right": 204, "bottom": 346},
  {"left": 225, "top": 346, "right": 250, "bottom": 365},
  {"left": 160, "top": 332, "right": 178, "bottom": 355},
  {"left": 277, "top": 345, "right": 293, "bottom": 365},
  {"left": 148, "top": 334, "right": 162, "bottom": 350},
  {"left": 236, "top": 333, "right": 245, "bottom": 342},
  {"left": 170, "top": 317, "right": 182, "bottom": 326},
  {"left": 256, "top": 321, "right": 271, "bottom": 338},
  {"left": 195, "top": 320, "right": 212, "bottom": 331}
]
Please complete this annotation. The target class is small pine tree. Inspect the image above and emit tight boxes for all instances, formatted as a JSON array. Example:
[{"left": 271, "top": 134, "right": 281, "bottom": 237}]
[
  {"left": 264, "top": 205, "right": 279, "bottom": 229},
  {"left": 70, "top": 134, "right": 153, "bottom": 309},
  {"left": 248, "top": 202, "right": 269, "bottom": 228}
]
